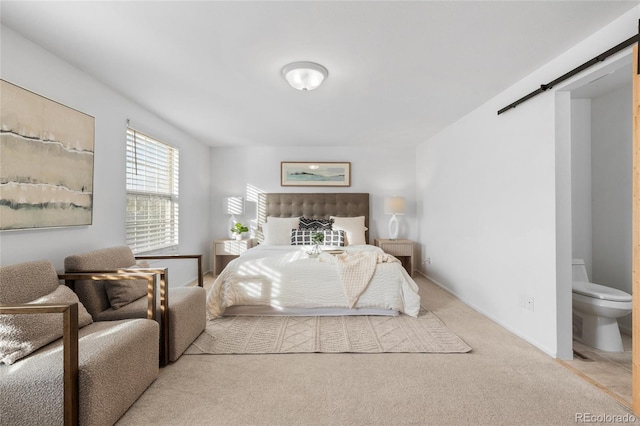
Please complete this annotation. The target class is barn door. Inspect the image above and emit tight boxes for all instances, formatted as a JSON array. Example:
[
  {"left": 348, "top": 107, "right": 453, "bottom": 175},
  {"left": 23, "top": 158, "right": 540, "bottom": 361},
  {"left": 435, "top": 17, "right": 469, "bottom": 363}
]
[{"left": 632, "top": 44, "right": 639, "bottom": 415}]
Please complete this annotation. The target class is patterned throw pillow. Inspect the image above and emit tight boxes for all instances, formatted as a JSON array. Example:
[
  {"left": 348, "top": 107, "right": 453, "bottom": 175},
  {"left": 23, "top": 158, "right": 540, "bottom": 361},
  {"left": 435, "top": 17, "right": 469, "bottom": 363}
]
[
  {"left": 290, "top": 229, "right": 345, "bottom": 246},
  {"left": 298, "top": 217, "right": 334, "bottom": 231}
]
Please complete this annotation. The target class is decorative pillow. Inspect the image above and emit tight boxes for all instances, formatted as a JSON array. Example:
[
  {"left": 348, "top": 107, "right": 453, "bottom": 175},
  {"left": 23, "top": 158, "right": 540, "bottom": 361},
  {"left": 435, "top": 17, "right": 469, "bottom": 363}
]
[
  {"left": 261, "top": 217, "right": 300, "bottom": 246},
  {"left": 0, "top": 285, "right": 93, "bottom": 365},
  {"left": 290, "top": 229, "right": 345, "bottom": 246},
  {"left": 330, "top": 216, "right": 368, "bottom": 246},
  {"left": 104, "top": 260, "right": 150, "bottom": 310},
  {"left": 298, "top": 217, "right": 334, "bottom": 231}
]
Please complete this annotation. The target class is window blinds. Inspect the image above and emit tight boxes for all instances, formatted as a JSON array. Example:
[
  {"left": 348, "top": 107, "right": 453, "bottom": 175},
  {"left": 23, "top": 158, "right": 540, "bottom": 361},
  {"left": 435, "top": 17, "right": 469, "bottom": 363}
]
[{"left": 126, "top": 128, "right": 179, "bottom": 254}]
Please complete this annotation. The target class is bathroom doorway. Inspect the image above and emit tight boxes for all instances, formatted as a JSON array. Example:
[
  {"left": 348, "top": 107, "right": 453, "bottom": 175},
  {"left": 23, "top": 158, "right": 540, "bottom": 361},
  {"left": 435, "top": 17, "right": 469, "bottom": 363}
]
[{"left": 565, "top": 52, "right": 634, "bottom": 406}]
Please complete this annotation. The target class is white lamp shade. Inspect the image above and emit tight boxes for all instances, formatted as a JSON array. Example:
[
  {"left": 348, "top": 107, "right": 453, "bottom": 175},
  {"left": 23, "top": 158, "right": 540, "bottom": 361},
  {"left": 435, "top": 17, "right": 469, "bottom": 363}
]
[
  {"left": 224, "top": 197, "right": 244, "bottom": 215},
  {"left": 282, "top": 62, "right": 328, "bottom": 91},
  {"left": 384, "top": 196, "right": 405, "bottom": 215}
]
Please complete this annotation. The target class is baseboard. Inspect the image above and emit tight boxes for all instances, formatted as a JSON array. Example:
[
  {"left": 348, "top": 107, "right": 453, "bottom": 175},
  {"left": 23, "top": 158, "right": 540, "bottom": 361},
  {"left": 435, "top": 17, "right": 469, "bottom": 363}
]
[{"left": 416, "top": 270, "right": 558, "bottom": 358}]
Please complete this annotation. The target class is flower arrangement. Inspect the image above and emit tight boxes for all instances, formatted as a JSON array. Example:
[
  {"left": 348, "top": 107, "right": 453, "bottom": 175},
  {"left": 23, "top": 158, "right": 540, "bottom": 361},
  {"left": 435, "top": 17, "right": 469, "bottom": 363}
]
[
  {"left": 309, "top": 231, "right": 324, "bottom": 256},
  {"left": 311, "top": 231, "right": 324, "bottom": 245}
]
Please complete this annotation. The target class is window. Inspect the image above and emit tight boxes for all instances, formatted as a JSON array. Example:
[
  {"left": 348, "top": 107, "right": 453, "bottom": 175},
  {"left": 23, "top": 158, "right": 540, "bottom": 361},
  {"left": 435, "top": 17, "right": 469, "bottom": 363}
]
[{"left": 126, "top": 128, "right": 179, "bottom": 254}]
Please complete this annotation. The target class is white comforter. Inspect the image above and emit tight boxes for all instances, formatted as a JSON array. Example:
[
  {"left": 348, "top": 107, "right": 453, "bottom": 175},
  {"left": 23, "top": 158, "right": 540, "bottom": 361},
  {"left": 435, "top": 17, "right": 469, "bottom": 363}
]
[{"left": 206, "top": 244, "right": 421, "bottom": 319}]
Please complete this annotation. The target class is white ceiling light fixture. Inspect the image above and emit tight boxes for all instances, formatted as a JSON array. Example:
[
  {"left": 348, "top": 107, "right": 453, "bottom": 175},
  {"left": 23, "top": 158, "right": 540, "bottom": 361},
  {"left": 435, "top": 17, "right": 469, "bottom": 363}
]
[{"left": 281, "top": 61, "right": 328, "bottom": 91}]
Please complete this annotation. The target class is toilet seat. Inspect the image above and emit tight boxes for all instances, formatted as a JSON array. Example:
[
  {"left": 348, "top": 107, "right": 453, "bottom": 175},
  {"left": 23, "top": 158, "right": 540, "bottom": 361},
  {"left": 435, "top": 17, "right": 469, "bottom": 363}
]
[{"left": 572, "top": 281, "right": 632, "bottom": 302}]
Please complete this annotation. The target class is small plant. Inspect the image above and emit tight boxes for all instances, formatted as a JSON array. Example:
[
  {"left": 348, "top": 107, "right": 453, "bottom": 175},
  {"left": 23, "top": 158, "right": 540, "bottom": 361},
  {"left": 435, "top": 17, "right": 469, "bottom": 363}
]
[
  {"left": 311, "top": 231, "right": 324, "bottom": 245},
  {"left": 309, "top": 231, "right": 324, "bottom": 256},
  {"left": 231, "top": 222, "right": 249, "bottom": 236}
]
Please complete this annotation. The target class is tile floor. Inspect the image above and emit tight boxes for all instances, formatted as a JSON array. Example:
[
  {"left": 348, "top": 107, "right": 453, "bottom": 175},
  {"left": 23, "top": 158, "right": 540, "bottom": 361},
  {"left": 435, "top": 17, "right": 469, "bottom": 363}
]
[{"left": 562, "top": 334, "right": 632, "bottom": 407}]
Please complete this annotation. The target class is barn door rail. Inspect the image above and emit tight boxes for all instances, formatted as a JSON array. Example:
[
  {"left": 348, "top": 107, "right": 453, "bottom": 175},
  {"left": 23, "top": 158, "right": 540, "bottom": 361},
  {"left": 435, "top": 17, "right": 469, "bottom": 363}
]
[{"left": 497, "top": 20, "right": 640, "bottom": 115}]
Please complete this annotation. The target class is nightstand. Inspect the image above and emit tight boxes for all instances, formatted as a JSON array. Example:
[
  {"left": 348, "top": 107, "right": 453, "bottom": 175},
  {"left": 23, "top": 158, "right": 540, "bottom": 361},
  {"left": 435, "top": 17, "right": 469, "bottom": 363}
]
[
  {"left": 374, "top": 239, "right": 414, "bottom": 277},
  {"left": 213, "top": 238, "right": 255, "bottom": 275}
]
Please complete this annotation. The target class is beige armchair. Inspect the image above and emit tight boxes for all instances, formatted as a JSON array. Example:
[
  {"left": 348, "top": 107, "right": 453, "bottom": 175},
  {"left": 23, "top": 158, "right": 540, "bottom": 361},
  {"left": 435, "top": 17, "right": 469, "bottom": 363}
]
[
  {"left": 0, "top": 260, "right": 159, "bottom": 426},
  {"left": 64, "top": 246, "right": 206, "bottom": 366}
]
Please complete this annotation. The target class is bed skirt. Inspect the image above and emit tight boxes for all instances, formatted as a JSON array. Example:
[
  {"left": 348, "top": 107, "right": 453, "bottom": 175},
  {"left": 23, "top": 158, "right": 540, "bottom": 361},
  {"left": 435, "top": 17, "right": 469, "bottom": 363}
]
[{"left": 222, "top": 305, "right": 400, "bottom": 317}]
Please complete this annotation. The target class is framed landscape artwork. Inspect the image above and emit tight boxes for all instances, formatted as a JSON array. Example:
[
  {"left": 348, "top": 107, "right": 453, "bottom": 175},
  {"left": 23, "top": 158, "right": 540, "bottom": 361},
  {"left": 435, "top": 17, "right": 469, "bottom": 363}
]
[
  {"left": 0, "top": 79, "right": 95, "bottom": 230},
  {"left": 281, "top": 162, "right": 351, "bottom": 187}
]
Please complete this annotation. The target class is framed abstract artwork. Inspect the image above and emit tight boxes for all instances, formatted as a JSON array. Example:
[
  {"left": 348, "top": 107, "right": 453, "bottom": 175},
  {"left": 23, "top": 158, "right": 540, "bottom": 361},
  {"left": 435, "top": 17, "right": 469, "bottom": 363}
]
[
  {"left": 0, "top": 79, "right": 95, "bottom": 230},
  {"left": 281, "top": 162, "right": 351, "bottom": 187}
]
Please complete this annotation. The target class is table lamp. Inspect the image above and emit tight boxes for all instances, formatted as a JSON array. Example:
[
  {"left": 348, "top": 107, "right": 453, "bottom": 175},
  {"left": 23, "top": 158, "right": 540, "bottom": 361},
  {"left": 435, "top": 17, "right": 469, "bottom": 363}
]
[{"left": 384, "top": 196, "right": 405, "bottom": 240}]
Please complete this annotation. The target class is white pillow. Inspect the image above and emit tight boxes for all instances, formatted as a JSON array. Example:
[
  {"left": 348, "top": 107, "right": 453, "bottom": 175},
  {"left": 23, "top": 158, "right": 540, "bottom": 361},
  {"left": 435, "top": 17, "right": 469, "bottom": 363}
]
[
  {"left": 262, "top": 216, "right": 300, "bottom": 246},
  {"left": 330, "top": 216, "right": 367, "bottom": 246}
]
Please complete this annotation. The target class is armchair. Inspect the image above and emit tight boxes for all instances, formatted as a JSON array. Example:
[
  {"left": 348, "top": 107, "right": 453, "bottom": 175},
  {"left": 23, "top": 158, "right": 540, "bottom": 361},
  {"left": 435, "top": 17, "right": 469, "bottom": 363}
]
[
  {"left": 0, "top": 303, "right": 79, "bottom": 425},
  {"left": 0, "top": 260, "right": 159, "bottom": 426},
  {"left": 64, "top": 246, "right": 206, "bottom": 366}
]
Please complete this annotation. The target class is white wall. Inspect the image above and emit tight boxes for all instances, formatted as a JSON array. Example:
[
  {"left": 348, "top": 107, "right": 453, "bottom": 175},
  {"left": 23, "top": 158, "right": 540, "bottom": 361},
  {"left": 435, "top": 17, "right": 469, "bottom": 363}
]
[
  {"left": 415, "top": 7, "right": 638, "bottom": 358},
  {"left": 0, "top": 26, "right": 212, "bottom": 285},
  {"left": 591, "top": 83, "right": 633, "bottom": 332},
  {"left": 209, "top": 146, "right": 417, "bottom": 269},
  {"left": 571, "top": 99, "right": 593, "bottom": 276}
]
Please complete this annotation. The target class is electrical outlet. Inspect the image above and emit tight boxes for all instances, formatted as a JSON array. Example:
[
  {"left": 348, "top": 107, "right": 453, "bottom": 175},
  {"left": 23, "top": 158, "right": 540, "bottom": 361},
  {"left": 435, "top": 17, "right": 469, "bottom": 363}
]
[
  {"left": 525, "top": 296, "right": 534, "bottom": 312},
  {"left": 423, "top": 257, "right": 431, "bottom": 264}
]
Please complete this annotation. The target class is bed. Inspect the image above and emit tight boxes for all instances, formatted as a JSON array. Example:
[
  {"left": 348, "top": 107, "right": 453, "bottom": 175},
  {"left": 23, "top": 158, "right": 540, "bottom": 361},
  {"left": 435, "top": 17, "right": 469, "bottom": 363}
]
[{"left": 205, "top": 192, "right": 420, "bottom": 319}]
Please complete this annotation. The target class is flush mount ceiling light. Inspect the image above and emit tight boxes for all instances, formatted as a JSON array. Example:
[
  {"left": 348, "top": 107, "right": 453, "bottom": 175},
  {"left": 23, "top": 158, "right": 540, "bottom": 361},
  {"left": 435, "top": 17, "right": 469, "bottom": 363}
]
[{"left": 281, "top": 61, "right": 328, "bottom": 91}]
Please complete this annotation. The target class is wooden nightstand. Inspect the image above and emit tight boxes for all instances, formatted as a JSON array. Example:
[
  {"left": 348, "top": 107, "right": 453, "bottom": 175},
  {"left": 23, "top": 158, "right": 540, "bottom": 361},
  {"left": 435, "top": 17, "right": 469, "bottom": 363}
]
[
  {"left": 374, "top": 239, "right": 414, "bottom": 277},
  {"left": 213, "top": 238, "right": 255, "bottom": 275}
]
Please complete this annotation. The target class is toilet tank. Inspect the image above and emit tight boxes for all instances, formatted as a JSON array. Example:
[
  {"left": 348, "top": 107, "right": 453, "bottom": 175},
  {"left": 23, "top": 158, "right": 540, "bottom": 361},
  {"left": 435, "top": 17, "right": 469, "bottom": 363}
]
[{"left": 571, "top": 259, "right": 589, "bottom": 282}]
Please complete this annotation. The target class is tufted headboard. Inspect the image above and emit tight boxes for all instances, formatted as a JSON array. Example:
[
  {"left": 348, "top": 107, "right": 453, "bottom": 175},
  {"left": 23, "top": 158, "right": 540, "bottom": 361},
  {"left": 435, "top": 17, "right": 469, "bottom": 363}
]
[{"left": 258, "top": 193, "right": 370, "bottom": 243}]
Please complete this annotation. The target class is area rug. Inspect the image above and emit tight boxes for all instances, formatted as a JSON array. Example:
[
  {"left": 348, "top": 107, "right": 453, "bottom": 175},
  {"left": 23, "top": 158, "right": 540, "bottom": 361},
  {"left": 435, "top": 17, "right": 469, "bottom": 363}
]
[{"left": 185, "top": 307, "right": 471, "bottom": 354}]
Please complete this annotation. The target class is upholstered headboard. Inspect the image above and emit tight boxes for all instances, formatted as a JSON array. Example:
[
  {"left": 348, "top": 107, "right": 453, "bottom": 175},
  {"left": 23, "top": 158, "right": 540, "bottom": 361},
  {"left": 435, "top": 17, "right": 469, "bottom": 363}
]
[{"left": 258, "top": 193, "right": 370, "bottom": 243}]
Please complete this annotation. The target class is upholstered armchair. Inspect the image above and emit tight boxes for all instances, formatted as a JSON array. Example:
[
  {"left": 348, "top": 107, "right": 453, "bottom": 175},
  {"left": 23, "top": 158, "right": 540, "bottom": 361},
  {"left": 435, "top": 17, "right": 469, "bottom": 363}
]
[
  {"left": 0, "top": 260, "right": 159, "bottom": 426},
  {"left": 64, "top": 246, "right": 206, "bottom": 366}
]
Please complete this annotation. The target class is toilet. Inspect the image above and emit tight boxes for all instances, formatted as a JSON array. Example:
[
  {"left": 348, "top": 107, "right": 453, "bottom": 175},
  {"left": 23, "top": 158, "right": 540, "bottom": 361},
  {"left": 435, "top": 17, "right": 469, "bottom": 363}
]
[{"left": 572, "top": 259, "right": 632, "bottom": 352}]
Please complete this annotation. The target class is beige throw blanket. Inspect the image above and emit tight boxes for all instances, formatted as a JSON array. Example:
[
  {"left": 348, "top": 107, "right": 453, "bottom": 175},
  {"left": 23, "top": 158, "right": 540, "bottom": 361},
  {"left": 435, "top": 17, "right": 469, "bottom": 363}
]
[{"left": 319, "top": 251, "right": 400, "bottom": 308}]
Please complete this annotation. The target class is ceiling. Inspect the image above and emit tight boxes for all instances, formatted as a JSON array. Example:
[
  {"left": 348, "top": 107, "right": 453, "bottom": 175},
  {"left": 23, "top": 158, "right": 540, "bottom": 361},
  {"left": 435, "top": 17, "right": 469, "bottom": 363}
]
[{"left": 1, "top": 1, "right": 637, "bottom": 148}]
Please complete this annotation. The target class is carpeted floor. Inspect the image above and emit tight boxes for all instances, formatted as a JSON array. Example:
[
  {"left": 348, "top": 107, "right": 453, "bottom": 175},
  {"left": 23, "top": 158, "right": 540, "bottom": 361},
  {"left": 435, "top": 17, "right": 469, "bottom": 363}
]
[
  {"left": 117, "top": 275, "right": 637, "bottom": 426},
  {"left": 185, "top": 307, "right": 471, "bottom": 354}
]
